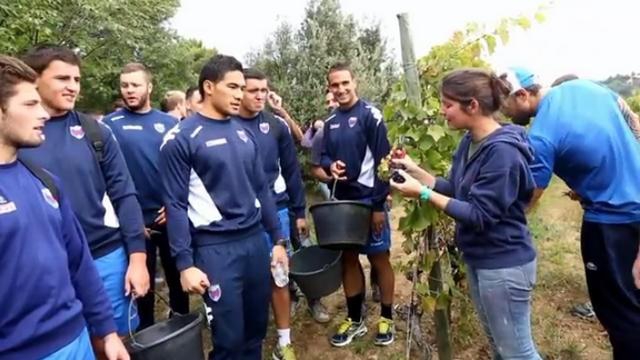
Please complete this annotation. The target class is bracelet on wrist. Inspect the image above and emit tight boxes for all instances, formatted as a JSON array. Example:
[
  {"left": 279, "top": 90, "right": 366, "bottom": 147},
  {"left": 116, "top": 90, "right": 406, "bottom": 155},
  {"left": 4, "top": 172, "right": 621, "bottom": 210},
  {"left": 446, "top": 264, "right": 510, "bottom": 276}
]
[{"left": 419, "top": 185, "right": 432, "bottom": 201}]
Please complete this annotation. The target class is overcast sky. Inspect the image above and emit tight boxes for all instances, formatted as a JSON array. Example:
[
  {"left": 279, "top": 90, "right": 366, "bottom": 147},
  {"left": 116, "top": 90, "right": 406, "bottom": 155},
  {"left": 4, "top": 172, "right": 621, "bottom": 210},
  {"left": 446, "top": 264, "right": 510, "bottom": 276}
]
[{"left": 171, "top": 0, "right": 638, "bottom": 84}]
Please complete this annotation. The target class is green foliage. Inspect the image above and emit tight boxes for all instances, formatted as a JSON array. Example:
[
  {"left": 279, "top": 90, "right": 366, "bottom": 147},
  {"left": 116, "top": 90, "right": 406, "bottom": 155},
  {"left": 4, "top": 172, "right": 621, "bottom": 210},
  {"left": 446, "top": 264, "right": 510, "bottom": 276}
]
[
  {"left": 247, "top": 0, "right": 397, "bottom": 125},
  {"left": 626, "top": 90, "right": 640, "bottom": 114},
  {"left": 0, "top": 0, "right": 215, "bottom": 112}
]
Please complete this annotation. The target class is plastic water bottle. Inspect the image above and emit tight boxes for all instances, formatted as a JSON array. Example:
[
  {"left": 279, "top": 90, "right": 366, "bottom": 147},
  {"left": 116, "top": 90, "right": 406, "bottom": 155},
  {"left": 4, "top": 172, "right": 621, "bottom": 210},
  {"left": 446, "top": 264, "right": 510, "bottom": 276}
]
[{"left": 272, "top": 262, "right": 289, "bottom": 288}]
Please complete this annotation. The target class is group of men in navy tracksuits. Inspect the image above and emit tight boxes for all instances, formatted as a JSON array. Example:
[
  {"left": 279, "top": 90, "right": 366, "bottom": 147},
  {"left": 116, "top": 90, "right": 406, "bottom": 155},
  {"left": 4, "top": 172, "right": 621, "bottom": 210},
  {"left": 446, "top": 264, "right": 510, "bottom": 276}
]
[
  {"left": 0, "top": 44, "right": 396, "bottom": 360},
  {"left": 4, "top": 40, "right": 640, "bottom": 360}
]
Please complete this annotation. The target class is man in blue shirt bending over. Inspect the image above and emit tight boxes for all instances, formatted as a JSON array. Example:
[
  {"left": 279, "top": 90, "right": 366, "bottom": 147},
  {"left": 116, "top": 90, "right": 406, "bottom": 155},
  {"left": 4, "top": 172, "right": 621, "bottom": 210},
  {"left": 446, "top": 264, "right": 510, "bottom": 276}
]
[
  {"left": 501, "top": 67, "right": 640, "bottom": 359},
  {"left": 320, "top": 62, "right": 395, "bottom": 347},
  {"left": 103, "top": 63, "right": 187, "bottom": 330},
  {"left": 0, "top": 55, "right": 129, "bottom": 360},
  {"left": 159, "top": 55, "right": 289, "bottom": 360},
  {"left": 19, "top": 45, "right": 149, "bottom": 356}
]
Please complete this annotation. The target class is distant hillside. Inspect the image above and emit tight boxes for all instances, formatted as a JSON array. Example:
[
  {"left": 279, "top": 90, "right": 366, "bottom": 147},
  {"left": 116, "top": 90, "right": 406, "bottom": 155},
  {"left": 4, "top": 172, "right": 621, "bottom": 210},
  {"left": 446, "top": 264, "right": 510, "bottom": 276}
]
[{"left": 600, "top": 73, "right": 640, "bottom": 98}]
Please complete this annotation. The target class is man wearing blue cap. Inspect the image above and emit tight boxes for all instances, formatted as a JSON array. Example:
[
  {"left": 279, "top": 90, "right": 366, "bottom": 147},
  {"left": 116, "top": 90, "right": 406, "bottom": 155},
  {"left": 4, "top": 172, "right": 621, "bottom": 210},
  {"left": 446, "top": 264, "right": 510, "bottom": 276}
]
[{"left": 500, "top": 67, "right": 640, "bottom": 359}]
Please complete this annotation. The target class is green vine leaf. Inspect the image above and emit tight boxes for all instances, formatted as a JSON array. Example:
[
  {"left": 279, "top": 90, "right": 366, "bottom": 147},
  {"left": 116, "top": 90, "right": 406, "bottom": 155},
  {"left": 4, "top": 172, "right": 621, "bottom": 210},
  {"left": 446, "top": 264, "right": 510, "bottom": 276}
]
[{"left": 427, "top": 125, "right": 446, "bottom": 141}]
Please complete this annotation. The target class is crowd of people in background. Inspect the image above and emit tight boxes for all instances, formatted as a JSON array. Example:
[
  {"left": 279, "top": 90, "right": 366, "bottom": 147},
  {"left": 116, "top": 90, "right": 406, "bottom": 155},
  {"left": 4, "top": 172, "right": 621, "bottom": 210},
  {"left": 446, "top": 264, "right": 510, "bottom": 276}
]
[{"left": 1, "top": 40, "right": 640, "bottom": 360}]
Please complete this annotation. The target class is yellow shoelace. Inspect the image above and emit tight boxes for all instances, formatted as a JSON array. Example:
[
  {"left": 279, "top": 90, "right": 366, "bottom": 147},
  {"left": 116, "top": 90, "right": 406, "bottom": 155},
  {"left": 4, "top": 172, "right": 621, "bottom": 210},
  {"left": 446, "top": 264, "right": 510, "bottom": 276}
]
[
  {"left": 337, "top": 318, "right": 354, "bottom": 334},
  {"left": 378, "top": 318, "right": 393, "bottom": 334}
]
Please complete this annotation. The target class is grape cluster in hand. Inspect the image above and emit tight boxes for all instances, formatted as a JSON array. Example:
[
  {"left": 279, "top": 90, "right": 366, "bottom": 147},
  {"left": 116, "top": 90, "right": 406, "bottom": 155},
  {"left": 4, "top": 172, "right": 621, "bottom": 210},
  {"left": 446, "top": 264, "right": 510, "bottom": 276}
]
[{"left": 378, "top": 147, "right": 406, "bottom": 183}]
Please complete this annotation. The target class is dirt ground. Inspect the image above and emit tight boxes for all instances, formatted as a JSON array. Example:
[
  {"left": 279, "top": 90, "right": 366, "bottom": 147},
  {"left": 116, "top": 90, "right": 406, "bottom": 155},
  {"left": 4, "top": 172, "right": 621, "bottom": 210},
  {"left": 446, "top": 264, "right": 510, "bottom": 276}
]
[{"left": 153, "top": 178, "right": 611, "bottom": 359}]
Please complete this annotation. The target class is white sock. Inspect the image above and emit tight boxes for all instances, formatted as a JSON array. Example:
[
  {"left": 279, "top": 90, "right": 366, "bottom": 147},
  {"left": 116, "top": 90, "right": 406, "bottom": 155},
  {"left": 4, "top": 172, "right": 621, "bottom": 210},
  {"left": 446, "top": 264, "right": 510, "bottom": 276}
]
[{"left": 277, "top": 328, "right": 291, "bottom": 347}]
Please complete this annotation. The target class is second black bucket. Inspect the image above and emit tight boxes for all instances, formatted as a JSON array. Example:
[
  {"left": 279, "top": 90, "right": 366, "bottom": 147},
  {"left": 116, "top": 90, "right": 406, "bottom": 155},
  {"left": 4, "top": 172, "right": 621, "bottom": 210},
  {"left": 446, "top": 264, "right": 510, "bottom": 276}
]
[
  {"left": 309, "top": 200, "right": 372, "bottom": 250},
  {"left": 125, "top": 312, "right": 205, "bottom": 360},
  {"left": 290, "top": 246, "right": 342, "bottom": 299}
]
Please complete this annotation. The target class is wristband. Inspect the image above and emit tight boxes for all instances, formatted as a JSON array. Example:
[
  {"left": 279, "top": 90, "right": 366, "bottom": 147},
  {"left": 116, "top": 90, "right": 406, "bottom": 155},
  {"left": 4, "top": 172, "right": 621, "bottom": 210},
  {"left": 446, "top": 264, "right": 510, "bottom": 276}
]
[
  {"left": 275, "top": 239, "right": 287, "bottom": 247},
  {"left": 419, "top": 186, "right": 432, "bottom": 201}
]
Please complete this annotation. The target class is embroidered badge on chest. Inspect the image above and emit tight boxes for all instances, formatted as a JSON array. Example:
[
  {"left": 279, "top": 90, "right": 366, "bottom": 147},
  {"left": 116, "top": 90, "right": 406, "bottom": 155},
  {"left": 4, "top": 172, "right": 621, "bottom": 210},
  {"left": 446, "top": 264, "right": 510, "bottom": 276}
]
[
  {"left": 0, "top": 195, "right": 16, "bottom": 214},
  {"left": 236, "top": 130, "right": 249, "bottom": 142},
  {"left": 348, "top": 116, "right": 358, "bottom": 128},
  {"left": 259, "top": 122, "right": 270, "bottom": 134},
  {"left": 69, "top": 125, "right": 85, "bottom": 139},
  {"left": 41, "top": 188, "right": 59, "bottom": 209},
  {"left": 0, "top": 198, "right": 16, "bottom": 215},
  {"left": 154, "top": 123, "right": 166, "bottom": 134}
]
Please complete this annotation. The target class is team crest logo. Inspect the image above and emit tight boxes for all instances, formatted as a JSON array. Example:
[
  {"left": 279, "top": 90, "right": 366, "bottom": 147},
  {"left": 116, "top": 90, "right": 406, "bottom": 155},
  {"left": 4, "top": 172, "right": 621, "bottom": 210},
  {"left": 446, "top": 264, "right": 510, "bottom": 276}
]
[
  {"left": 348, "top": 116, "right": 358, "bottom": 128},
  {"left": 154, "top": 123, "right": 166, "bottom": 134},
  {"left": 259, "top": 122, "right": 270, "bottom": 134},
  {"left": 236, "top": 130, "right": 248, "bottom": 143},
  {"left": 69, "top": 125, "right": 85, "bottom": 139},
  {"left": 41, "top": 188, "right": 59, "bottom": 209},
  {"left": 208, "top": 284, "right": 222, "bottom": 302}
]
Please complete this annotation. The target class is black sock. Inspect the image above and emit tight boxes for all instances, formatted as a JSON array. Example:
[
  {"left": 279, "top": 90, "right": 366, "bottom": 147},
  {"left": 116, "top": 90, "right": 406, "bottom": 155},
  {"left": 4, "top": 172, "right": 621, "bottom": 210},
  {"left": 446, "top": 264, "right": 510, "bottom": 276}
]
[
  {"left": 381, "top": 303, "right": 393, "bottom": 320},
  {"left": 346, "top": 293, "right": 364, "bottom": 322}
]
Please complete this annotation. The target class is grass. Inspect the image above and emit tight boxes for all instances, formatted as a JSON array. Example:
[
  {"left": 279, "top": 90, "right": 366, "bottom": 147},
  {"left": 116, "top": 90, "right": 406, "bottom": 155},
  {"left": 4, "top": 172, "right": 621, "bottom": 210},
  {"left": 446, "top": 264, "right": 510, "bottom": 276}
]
[{"left": 152, "top": 178, "right": 611, "bottom": 359}]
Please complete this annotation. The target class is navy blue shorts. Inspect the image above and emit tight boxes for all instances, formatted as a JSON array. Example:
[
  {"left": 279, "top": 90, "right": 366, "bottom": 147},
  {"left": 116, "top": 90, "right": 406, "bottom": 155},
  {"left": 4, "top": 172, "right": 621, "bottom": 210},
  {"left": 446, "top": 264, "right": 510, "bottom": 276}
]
[{"left": 358, "top": 199, "right": 391, "bottom": 255}]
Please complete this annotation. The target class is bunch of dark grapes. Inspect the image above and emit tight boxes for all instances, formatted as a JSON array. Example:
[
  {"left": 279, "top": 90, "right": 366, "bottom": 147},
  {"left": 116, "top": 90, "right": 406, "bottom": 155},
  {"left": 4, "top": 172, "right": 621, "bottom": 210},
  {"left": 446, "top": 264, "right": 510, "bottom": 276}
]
[{"left": 378, "top": 147, "right": 407, "bottom": 183}]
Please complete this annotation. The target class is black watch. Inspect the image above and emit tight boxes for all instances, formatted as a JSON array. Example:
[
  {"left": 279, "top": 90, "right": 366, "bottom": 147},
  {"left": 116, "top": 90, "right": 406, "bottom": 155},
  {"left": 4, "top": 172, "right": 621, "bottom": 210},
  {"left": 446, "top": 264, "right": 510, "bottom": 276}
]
[{"left": 275, "top": 239, "right": 287, "bottom": 247}]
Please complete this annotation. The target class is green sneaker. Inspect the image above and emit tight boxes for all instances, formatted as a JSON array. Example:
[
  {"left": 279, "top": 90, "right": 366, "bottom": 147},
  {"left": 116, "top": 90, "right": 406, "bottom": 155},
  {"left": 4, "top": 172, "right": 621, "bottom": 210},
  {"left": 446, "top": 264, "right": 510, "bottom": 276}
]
[
  {"left": 272, "top": 344, "right": 296, "bottom": 360},
  {"left": 330, "top": 318, "right": 367, "bottom": 347},
  {"left": 374, "top": 317, "right": 395, "bottom": 346}
]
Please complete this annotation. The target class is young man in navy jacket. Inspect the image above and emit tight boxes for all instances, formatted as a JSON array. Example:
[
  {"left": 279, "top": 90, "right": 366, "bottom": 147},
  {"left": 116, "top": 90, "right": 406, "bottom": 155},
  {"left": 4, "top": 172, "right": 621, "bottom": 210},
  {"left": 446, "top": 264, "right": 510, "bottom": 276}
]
[
  {"left": 236, "top": 68, "right": 308, "bottom": 360},
  {"left": 0, "top": 55, "right": 129, "bottom": 360},
  {"left": 320, "top": 63, "right": 395, "bottom": 347},
  {"left": 159, "top": 55, "right": 289, "bottom": 360},
  {"left": 19, "top": 45, "right": 149, "bottom": 354},
  {"left": 103, "top": 63, "right": 187, "bottom": 330}
]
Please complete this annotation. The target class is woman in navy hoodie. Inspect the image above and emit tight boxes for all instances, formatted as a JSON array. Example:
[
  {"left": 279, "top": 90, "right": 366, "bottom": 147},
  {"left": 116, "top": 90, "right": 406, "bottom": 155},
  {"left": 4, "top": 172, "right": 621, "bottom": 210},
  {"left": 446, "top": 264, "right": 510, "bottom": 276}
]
[{"left": 390, "top": 68, "right": 541, "bottom": 360}]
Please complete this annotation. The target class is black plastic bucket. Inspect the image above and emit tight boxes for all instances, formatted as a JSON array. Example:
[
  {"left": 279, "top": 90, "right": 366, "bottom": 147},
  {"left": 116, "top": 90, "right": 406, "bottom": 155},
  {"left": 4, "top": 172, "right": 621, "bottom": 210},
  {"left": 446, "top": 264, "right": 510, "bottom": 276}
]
[
  {"left": 309, "top": 200, "right": 372, "bottom": 250},
  {"left": 290, "top": 246, "right": 342, "bottom": 299},
  {"left": 125, "top": 293, "right": 205, "bottom": 360}
]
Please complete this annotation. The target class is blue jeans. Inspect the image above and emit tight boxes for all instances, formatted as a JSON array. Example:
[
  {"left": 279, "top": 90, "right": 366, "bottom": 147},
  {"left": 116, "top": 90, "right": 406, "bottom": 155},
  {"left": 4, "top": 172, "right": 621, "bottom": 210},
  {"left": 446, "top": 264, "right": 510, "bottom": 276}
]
[{"left": 466, "top": 260, "right": 541, "bottom": 360}]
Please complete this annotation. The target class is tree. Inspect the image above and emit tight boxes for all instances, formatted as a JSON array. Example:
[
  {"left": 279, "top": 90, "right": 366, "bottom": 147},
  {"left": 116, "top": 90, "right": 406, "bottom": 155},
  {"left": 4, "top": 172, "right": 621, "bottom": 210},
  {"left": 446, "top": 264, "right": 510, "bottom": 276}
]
[
  {"left": 602, "top": 74, "right": 640, "bottom": 98},
  {"left": 247, "top": 0, "right": 396, "bottom": 125},
  {"left": 0, "top": 0, "right": 215, "bottom": 112}
]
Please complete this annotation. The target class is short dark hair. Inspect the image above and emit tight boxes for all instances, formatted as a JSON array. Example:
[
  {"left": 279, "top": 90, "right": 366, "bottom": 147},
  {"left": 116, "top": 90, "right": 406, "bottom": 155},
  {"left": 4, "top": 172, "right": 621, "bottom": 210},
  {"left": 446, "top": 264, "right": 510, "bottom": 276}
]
[
  {"left": 243, "top": 68, "right": 267, "bottom": 81},
  {"left": 551, "top": 74, "right": 579, "bottom": 87},
  {"left": 120, "top": 62, "right": 152, "bottom": 82},
  {"left": 198, "top": 54, "right": 243, "bottom": 98},
  {"left": 441, "top": 68, "right": 511, "bottom": 116},
  {"left": 21, "top": 44, "right": 81, "bottom": 75},
  {"left": 327, "top": 62, "right": 354, "bottom": 82},
  {"left": 0, "top": 55, "right": 38, "bottom": 111},
  {"left": 185, "top": 85, "right": 199, "bottom": 100}
]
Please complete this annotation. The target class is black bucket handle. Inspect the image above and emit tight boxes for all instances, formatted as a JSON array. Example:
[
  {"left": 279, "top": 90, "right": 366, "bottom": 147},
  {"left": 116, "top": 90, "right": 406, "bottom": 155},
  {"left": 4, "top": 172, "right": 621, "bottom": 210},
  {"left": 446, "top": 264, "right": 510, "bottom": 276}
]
[
  {"left": 330, "top": 178, "right": 338, "bottom": 201},
  {"left": 127, "top": 290, "right": 174, "bottom": 349}
]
